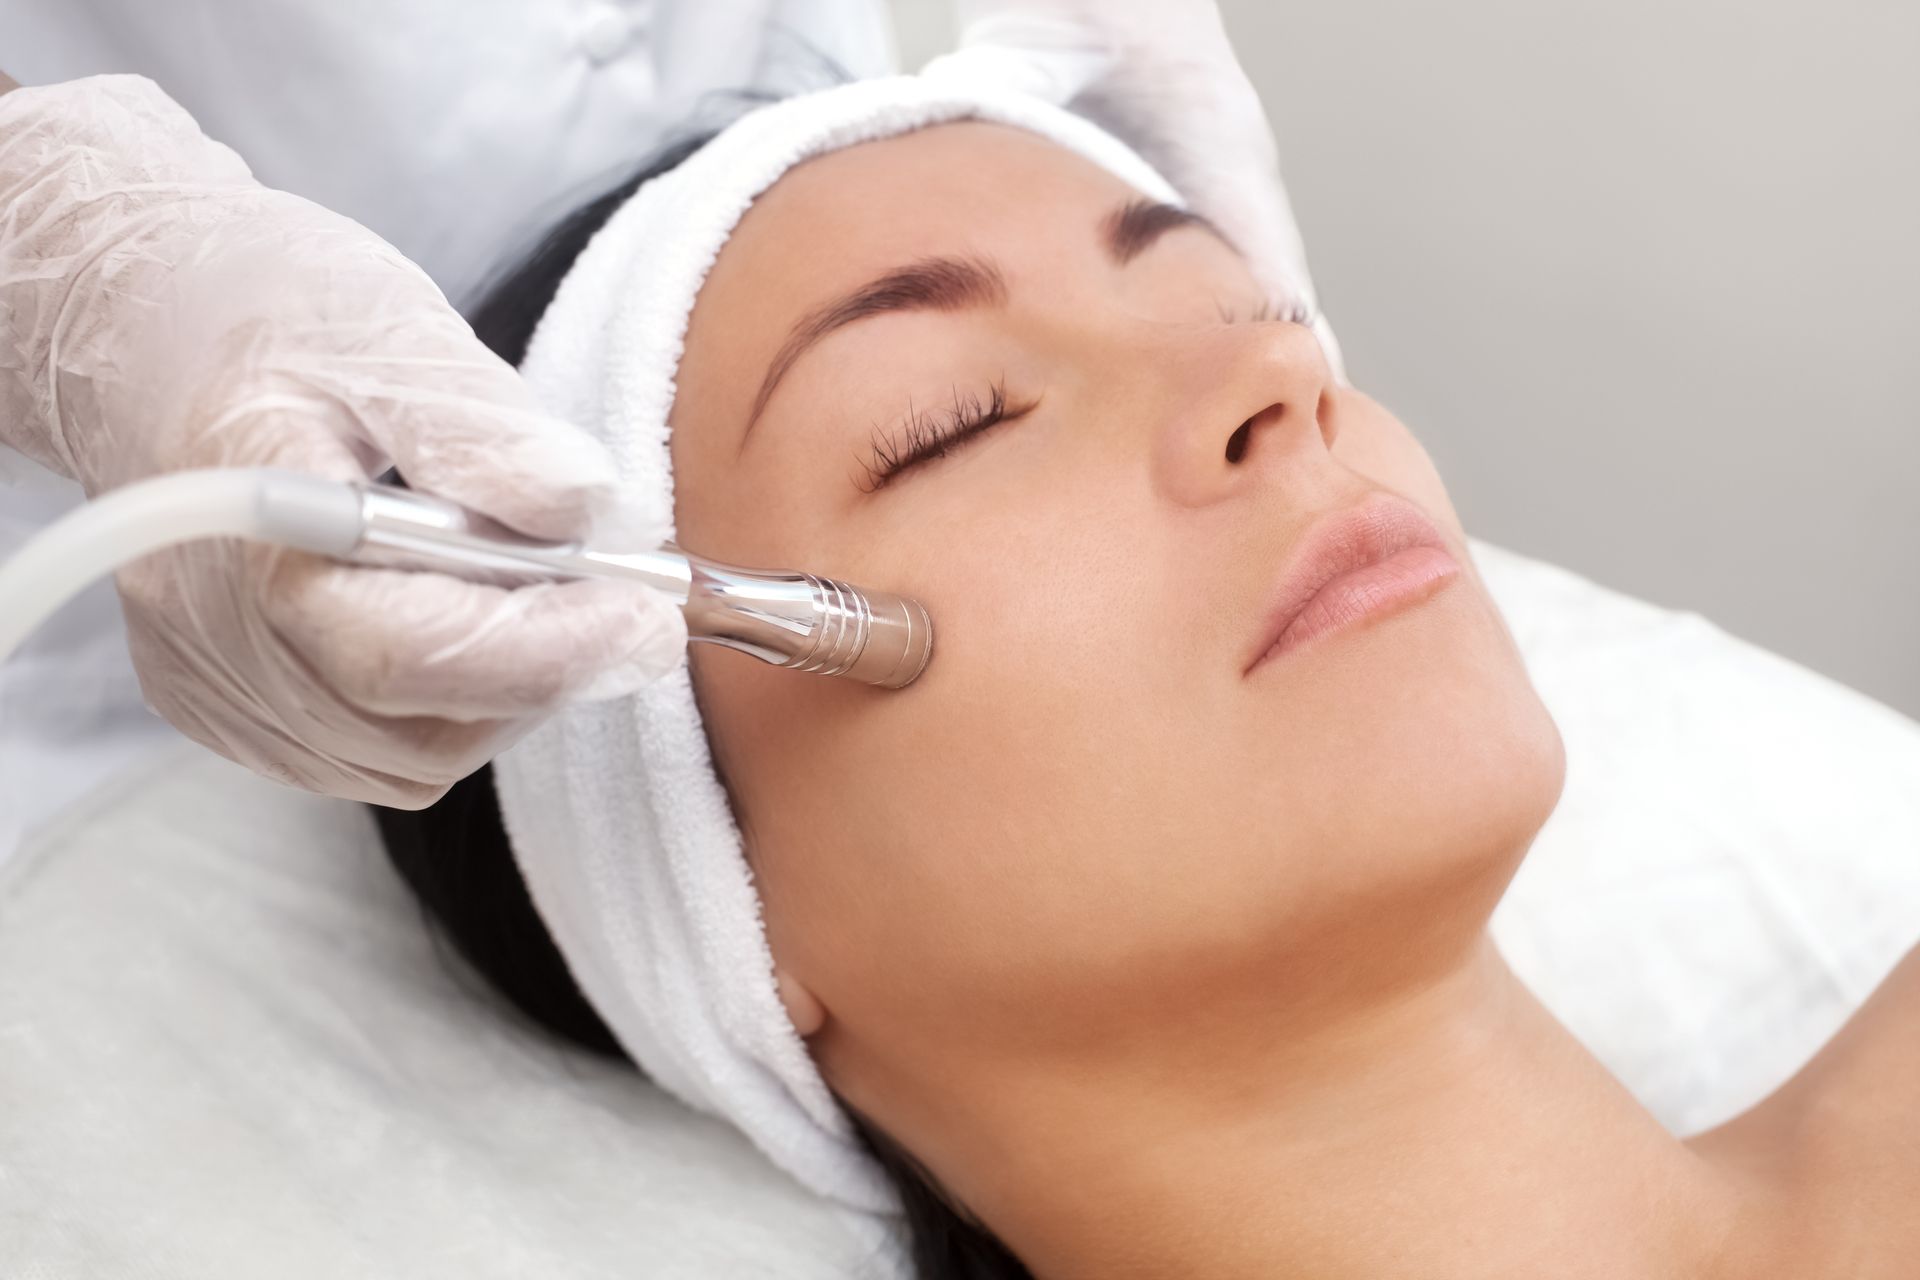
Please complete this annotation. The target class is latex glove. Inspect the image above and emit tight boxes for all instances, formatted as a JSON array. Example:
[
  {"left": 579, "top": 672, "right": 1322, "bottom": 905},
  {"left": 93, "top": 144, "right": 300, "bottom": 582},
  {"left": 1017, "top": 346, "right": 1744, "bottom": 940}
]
[
  {"left": 0, "top": 76, "right": 686, "bottom": 806},
  {"left": 924, "top": 0, "right": 1346, "bottom": 380}
]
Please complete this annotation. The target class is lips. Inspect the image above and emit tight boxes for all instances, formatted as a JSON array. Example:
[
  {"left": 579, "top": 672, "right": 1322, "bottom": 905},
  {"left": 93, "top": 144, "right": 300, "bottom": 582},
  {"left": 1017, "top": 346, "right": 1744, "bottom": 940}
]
[{"left": 1242, "top": 493, "right": 1461, "bottom": 674}]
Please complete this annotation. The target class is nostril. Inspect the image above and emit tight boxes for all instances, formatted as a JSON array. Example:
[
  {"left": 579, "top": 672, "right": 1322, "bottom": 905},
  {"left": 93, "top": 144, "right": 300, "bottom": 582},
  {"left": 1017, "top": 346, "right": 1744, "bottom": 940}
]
[{"left": 1225, "top": 419, "right": 1253, "bottom": 464}]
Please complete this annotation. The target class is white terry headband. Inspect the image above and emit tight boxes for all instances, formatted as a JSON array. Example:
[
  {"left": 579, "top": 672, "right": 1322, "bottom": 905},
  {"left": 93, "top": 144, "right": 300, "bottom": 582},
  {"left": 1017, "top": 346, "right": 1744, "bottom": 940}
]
[{"left": 491, "top": 72, "right": 1180, "bottom": 1216}]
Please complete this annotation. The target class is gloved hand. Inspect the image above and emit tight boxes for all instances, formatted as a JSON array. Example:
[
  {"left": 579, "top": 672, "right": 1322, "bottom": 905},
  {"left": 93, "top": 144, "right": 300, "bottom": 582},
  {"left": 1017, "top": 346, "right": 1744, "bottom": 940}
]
[
  {"left": 0, "top": 75, "right": 686, "bottom": 806},
  {"left": 925, "top": 0, "right": 1346, "bottom": 380}
]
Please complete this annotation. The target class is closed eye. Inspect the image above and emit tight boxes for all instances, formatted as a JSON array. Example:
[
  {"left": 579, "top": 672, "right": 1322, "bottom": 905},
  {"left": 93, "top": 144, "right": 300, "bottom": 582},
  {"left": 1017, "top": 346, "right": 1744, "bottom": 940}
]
[
  {"left": 851, "top": 294, "right": 1314, "bottom": 493},
  {"left": 855, "top": 382, "right": 1035, "bottom": 493}
]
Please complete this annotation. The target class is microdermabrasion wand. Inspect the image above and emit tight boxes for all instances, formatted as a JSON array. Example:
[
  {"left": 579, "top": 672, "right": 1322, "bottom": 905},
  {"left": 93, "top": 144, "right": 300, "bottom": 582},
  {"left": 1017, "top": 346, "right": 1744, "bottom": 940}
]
[
  {"left": 0, "top": 468, "right": 934, "bottom": 688},
  {"left": 339, "top": 477, "right": 932, "bottom": 688}
]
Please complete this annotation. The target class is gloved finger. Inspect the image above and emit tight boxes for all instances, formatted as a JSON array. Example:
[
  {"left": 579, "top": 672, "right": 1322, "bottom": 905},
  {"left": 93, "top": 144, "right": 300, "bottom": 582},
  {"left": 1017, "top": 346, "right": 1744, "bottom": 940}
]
[
  {"left": 171, "top": 374, "right": 387, "bottom": 485},
  {"left": 160, "top": 218, "right": 647, "bottom": 547},
  {"left": 131, "top": 629, "right": 511, "bottom": 806},
  {"left": 312, "top": 337, "right": 637, "bottom": 545},
  {"left": 260, "top": 555, "right": 689, "bottom": 721},
  {"left": 922, "top": 16, "right": 1115, "bottom": 102},
  {"left": 117, "top": 551, "right": 514, "bottom": 802}
]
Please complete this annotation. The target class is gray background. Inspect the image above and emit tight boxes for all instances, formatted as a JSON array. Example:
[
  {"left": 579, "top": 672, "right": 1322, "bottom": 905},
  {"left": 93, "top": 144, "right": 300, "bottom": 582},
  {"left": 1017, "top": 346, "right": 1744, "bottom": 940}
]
[{"left": 889, "top": 0, "right": 1919, "bottom": 719}]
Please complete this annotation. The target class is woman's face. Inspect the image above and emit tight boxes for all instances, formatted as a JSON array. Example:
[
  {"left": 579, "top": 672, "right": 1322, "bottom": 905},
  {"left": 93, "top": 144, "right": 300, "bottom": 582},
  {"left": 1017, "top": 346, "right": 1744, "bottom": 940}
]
[{"left": 671, "top": 122, "right": 1564, "bottom": 1129}]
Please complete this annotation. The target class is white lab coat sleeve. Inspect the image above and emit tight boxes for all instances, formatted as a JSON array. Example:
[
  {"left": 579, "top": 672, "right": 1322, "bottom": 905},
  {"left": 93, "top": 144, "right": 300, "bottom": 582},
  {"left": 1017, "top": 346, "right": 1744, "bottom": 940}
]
[{"left": 0, "top": 0, "right": 894, "bottom": 308}]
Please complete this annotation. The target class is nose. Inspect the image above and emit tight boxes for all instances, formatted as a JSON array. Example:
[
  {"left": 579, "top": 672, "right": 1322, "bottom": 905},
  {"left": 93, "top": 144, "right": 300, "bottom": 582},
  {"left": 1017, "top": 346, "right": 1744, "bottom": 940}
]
[{"left": 1148, "top": 320, "right": 1339, "bottom": 509}]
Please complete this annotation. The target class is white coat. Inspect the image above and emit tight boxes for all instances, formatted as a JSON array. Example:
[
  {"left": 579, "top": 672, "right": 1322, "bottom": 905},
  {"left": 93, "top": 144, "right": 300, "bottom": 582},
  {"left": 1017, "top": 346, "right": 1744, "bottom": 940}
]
[{"left": 0, "top": 0, "right": 895, "bottom": 861}]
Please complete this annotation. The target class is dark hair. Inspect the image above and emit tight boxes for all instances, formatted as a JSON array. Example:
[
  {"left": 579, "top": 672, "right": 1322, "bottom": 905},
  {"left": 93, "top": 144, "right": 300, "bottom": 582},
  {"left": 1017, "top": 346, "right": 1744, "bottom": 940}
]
[{"left": 374, "top": 126, "right": 1032, "bottom": 1280}]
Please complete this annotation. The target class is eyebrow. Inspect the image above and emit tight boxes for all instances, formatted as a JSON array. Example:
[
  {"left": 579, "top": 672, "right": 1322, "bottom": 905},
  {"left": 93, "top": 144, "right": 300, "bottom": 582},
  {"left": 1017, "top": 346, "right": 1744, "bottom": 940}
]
[
  {"left": 1101, "top": 198, "right": 1232, "bottom": 266},
  {"left": 744, "top": 254, "right": 1007, "bottom": 434},
  {"left": 740, "top": 200, "right": 1232, "bottom": 441}
]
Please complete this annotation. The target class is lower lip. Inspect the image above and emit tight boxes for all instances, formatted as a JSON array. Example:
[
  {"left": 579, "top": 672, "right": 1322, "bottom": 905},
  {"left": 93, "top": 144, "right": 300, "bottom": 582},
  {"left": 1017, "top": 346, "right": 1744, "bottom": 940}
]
[{"left": 1252, "top": 545, "right": 1462, "bottom": 669}]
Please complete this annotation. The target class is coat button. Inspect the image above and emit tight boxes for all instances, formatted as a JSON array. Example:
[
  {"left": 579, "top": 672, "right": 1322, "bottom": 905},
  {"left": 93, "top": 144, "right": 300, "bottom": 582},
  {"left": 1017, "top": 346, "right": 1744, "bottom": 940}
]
[{"left": 579, "top": 5, "right": 634, "bottom": 64}]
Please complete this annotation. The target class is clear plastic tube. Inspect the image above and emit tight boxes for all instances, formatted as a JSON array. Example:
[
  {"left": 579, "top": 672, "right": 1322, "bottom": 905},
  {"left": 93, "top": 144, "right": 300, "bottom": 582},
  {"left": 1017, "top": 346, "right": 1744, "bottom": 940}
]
[{"left": 0, "top": 470, "right": 273, "bottom": 665}]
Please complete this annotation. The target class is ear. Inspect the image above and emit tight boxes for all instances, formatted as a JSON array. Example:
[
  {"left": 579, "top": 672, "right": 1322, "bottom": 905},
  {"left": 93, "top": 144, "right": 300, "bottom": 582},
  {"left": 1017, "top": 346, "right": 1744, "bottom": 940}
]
[{"left": 775, "top": 966, "right": 827, "bottom": 1038}]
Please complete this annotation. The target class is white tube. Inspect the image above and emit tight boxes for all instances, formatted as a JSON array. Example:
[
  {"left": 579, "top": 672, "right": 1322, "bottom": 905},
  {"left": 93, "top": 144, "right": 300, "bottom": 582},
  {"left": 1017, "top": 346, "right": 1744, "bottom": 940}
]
[{"left": 0, "top": 469, "right": 276, "bottom": 665}]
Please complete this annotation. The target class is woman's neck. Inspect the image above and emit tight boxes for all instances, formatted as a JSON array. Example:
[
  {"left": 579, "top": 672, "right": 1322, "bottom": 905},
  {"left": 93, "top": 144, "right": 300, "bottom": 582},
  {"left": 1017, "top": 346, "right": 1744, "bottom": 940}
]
[{"left": 941, "top": 934, "right": 1758, "bottom": 1280}]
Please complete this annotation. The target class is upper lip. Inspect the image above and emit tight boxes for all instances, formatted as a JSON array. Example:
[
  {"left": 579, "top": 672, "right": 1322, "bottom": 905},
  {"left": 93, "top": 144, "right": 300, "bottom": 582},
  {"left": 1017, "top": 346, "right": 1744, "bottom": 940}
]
[{"left": 1242, "top": 491, "right": 1451, "bottom": 674}]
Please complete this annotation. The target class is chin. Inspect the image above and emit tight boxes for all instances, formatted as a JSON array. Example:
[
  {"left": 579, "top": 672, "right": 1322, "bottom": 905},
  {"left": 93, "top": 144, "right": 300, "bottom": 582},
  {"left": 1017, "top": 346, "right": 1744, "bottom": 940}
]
[{"left": 1260, "top": 584, "right": 1566, "bottom": 912}]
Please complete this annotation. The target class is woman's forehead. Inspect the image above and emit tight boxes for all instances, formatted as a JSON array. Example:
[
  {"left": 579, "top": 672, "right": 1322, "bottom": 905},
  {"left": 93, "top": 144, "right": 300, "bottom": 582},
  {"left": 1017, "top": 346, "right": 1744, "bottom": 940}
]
[
  {"left": 758, "top": 119, "right": 1143, "bottom": 232},
  {"left": 711, "top": 121, "right": 1150, "bottom": 313},
  {"left": 674, "top": 121, "right": 1154, "bottom": 450}
]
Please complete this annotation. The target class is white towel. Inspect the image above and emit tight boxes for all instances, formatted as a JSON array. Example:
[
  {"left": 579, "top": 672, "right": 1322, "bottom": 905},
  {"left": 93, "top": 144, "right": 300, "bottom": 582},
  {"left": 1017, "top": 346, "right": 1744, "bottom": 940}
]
[{"left": 490, "top": 72, "right": 1180, "bottom": 1223}]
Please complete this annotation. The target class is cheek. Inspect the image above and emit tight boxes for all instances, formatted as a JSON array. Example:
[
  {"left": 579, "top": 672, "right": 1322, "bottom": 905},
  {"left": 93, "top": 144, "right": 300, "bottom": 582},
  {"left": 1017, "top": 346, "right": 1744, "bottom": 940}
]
[
  {"left": 695, "top": 477, "right": 1157, "bottom": 1028},
  {"left": 698, "top": 640, "right": 1049, "bottom": 1049},
  {"left": 739, "top": 585, "right": 1566, "bottom": 1068}
]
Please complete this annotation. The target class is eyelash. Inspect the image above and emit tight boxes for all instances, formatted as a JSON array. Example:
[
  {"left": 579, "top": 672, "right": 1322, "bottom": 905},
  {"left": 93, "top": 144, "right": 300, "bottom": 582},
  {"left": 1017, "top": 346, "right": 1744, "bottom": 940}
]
[
  {"left": 855, "top": 295, "right": 1317, "bottom": 491},
  {"left": 856, "top": 383, "right": 1031, "bottom": 493},
  {"left": 1220, "top": 295, "right": 1317, "bottom": 326}
]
